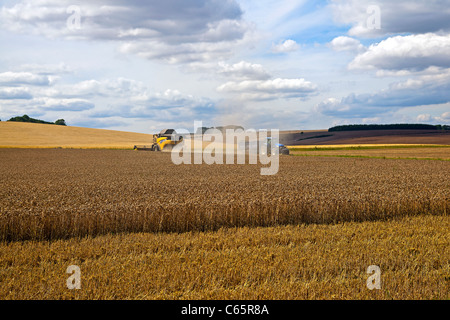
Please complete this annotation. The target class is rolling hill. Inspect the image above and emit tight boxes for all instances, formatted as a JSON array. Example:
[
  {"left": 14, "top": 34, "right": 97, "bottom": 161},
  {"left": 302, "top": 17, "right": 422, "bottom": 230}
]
[
  {"left": 280, "top": 129, "right": 450, "bottom": 146},
  {"left": 0, "top": 122, "right": 153, "bottom": 149},
  {"left": 1, "top": 121, "right": 449, "bottom": 149}
]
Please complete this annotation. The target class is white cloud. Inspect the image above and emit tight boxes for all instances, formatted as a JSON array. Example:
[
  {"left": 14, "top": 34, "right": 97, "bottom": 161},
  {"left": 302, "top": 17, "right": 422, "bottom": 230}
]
[
  {"left": 349, "top": 33, "right": 450, "bottom": 73},
  {"left": 334, "top": 32, "right": 450, "bottom": 122},
  {"left": 417, "top": 112, "right": 450, "bottom": 123},
  {"left": 2, "top": 0, "right": 448, "bottom": 131},
  {"left": 15, "top": 63, "right": 73, "bottom": 75},
  {"left": 0, "top": 0, "right": 250, "bottom": 65},
  {"left": 217, "top": 61, "right": 270, "bottom": 80},
  {"left": 48, "top": 77, "right": 216, "bottom": 121},
  {"left": 436, "top": 111, "right": 450, "bottom": 122},
  {"left": 330, "top": 0, "right": 450, "bottom": 38},
  {"left": 45, "top": 78, "right": 150, "bottom": 99},
  {"left": 0, "top": 72, "right": 51, "bottom": 86},
  {"left": 0, "top": 87, "right": 33, "bottom": 99},
  {"left": 316, "top": 70, "right": 450, "bottom": 118},
  {"left": 329, "top": 36, "right": 365, "bottom": 53},
  {"left": 1, "top": 1, "right": 244, "bottom": 39},
  {"left": 0, "top": 71, "right": 215, "bottom": 125},
  {"left": 217, "top": 78, "right": 317, "bottom": 101},
  {"left": 416, "top": 114, "right": 432, "bottom": 122},
  {"left": 215, "top": 55, "right": 318, "bottom": 102},
  {"left": 132, "top": 88, "right": 213, "bottom": 110},
  {"left": 37, "top": 98, "right": 95, "bottom": 111},
  {"left": 119, "top": 38, "right": 247, "bottom": 65},
  {"left": 361, "top": 117, "right": 381, "bottom": 124},
  {"left": 271, "top": 39, "right": 300, "bottom": 53}
]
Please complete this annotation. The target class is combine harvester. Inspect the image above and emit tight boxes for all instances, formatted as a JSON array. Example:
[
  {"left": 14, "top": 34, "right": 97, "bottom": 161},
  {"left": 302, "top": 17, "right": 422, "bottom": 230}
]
[
  {"left": 134, "top": 128, "right": 289, "bottom": 155},
  {"left": 133, "top": 129, "right": 184, "bottom": 151}
]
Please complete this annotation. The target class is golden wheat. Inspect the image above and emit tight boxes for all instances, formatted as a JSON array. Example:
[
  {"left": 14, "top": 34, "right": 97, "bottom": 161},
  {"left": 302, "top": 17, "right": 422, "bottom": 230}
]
[
  {"left": 0, "top": 122, "right": 153, "bottom": 149},
  {"left": 1, "top": 148, "right": 448, "bottom": 300},
  {"left": 0, "top": 149, "right": 448, "bottom": 241},
  {"left": 0, "top": 215, "right": 448, "bottom": 299}
]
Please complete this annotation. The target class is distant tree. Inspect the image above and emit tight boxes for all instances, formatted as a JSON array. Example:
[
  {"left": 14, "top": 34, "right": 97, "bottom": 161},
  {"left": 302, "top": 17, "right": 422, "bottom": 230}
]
[
  {"left": 55, "top": 119, "right": 67, "bottom": 126},
  {"left": 7, "top": 114, "right": 66, "bottom": 125},
  {"left": 328, "top": 124, "right": 440, "bottom": 132}
]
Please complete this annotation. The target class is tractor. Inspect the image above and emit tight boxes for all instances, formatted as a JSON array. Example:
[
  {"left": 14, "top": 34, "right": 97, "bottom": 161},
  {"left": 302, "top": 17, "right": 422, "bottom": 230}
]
[{"left": 260, "top": 137, "right": 290, "bottom": 156}]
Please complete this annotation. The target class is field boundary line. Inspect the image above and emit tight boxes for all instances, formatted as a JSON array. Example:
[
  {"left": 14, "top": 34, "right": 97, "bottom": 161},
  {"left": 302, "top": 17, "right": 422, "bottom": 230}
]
[{"left": 291, "top": 154, "right": 450, "bottom": 161}]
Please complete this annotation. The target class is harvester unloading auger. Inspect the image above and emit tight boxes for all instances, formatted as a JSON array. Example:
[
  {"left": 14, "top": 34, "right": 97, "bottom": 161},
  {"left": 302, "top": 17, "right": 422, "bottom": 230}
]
[{"left": 133, "top": 129, "right": 183, "bottom": 151}]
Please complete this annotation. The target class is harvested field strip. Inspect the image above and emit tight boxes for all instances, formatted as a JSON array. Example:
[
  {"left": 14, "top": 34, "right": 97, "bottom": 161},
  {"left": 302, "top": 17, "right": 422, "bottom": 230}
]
[
  {"left": 0, "top": 149, "right": 448, "bottom": 241},
  {"left": 0, "top": 214, "right": 448, "bottom": 299}
]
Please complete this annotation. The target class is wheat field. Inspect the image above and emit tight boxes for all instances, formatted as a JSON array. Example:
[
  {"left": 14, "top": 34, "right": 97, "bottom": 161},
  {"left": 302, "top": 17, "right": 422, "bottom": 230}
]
[
  {"left": 0, "top": 148, "right": 448, "bottom": 299},
  {"left": 0, "top": 149, "right": 448, "bottom": 241},
  {"left": 1, "top": 215, "right": 448, "bottom": 299}
]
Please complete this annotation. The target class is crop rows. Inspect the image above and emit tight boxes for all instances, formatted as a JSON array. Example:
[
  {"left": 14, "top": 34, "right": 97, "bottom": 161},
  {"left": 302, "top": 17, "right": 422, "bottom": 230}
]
[
  {"left": 1, "top": 215, "right": 448, "bottom": 299},
  {"left": 0, "top": 149, "right": 448, "bottom": 241}
]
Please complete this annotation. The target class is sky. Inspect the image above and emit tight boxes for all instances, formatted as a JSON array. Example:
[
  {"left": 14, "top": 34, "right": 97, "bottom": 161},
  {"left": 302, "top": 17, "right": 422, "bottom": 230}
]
[{"left": 0, "top": 0, "right": 449, "bottom": 134}]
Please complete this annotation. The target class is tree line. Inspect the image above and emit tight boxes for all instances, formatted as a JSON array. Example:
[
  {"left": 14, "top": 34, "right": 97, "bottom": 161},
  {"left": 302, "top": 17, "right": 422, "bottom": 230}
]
[{"left": 1, "top": 114, "right": 66, "bottom": 126}]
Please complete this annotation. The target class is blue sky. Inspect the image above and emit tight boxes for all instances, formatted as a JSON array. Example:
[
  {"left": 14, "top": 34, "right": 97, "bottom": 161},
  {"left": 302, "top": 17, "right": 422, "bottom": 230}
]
[{"left": 0, "top": 0, "right": 449, "bottom": 133}]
